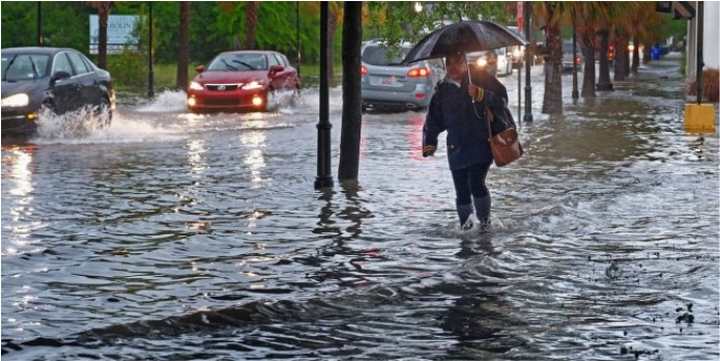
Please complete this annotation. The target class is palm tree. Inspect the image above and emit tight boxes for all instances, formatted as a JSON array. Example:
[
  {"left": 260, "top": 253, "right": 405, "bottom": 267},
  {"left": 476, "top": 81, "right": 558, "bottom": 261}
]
[
  {"left": 88, "top": 2, "right": 113, "bottom": 70},
  {"left": 612, "top": 2, "right": 640, "bottom": 81},
  {"left": 571, "top": 3, "right": 606, "bottom": 98},
  {"left": 176, "top": 2, "right": 190, "bottom": 90},
  {"left": 244, "top": 2, "right": 258, "bottom": 49},
  {"left": 534, "top": 2, "right": 567, "bottom": 114}
]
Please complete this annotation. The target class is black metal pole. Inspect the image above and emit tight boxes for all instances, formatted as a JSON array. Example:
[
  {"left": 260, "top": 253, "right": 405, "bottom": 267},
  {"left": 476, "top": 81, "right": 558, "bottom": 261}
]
[
  {"left": 523, "top": 1, "right": 533, "bottom": 122},
  {"left": 517, "top": 61, "right": 522, "bottom": 123},
  {"left": 572, "top": 11, "right": 579, "bottom": 100},
  {"left": 37, "top": 2, "right": 43, "bottom": 46},
  {"left": 148, "top": 2, "right": 155, "bottom": 98},
  {"left": 315, "top": 2, "right": 333, "bottom": 190},
  {"left": 296, "top": 1, "right": 301, "bottom": 78},
  {"left": 696, "top": 1, "right": 703, "bottom": 104}
]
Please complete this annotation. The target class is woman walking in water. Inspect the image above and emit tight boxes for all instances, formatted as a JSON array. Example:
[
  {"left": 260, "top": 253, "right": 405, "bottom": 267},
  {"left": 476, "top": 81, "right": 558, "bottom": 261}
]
[{"left": 422, "top": 53, "right": 507, "bottom": 230}]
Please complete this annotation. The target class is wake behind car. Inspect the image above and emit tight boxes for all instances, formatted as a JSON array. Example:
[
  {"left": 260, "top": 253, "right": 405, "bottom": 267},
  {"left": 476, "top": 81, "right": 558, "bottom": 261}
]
[
  {"left": 1, "top": 47, "right": 114, "bottom": 136},
  {"left": 187, "top": 50, "right": 300, "bottom": 113}
]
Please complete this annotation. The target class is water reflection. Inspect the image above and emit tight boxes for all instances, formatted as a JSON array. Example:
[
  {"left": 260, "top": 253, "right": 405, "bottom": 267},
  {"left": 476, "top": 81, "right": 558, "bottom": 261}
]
[
  {"left": 187, "top": 139, "right": 207, "bottom": 176},
  {"left": 239, "top": 128, "right": 266, "bottom": 187},
  {"left": 2, "top": 146, "right": 36, "bottom": 256}
]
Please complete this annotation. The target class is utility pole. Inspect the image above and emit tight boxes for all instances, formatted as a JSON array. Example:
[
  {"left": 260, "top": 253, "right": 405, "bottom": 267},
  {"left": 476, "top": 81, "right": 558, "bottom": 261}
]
[
  {"left": 148, "top": 2, "right": 155, "bottom": 98},
  {"left": 315, "top": 2, "right": 333, "bottom": 190},
  {"left": 37, "top": 2, "right": 43, "bottom": 46},
  {"left": 696, "top": 1, "right": 704, "bottom": 104},
  {"left": 523, "top": 1, "right": 533, "bottom": 122},
  {"left": 338, "top": 2, "right": 363, "bottom": 182}
]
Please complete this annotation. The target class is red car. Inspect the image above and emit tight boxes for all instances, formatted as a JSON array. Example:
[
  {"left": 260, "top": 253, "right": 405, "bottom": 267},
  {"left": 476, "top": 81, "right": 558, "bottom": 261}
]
[{"left": 186, "top": 50, "right": 300, "bottom": 112}]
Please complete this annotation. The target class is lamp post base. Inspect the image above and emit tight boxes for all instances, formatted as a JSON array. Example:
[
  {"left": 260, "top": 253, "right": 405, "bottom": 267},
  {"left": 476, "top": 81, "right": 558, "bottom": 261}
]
[{"left": 314, "top": 177, "right": 334, "bottom": 190}]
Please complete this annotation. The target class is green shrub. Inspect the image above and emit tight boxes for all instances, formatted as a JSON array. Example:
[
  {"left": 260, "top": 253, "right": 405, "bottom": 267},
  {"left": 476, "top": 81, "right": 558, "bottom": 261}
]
[{"left": 107, "top": 49, "right": 146, "bottom": 91}]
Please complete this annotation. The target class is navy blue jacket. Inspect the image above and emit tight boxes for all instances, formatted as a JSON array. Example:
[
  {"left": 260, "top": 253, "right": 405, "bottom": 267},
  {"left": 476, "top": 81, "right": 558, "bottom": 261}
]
[{"left": 423, "top": 78, "right": 506, "bottom": 170}]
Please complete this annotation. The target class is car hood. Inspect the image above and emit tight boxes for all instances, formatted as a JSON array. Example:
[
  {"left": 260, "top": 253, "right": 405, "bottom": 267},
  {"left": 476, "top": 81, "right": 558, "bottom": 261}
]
[
  {"left": 1, "top": 80, "right": 46, "bottom": 98},
  {"left": 194, "top": 70, "right": 269, "bottom": 84}
]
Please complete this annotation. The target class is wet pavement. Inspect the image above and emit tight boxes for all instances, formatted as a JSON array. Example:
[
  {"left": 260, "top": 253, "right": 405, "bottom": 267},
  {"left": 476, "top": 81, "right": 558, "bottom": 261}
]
[{"left": 2, "top": 54, "right": 719, "bottom": 360}]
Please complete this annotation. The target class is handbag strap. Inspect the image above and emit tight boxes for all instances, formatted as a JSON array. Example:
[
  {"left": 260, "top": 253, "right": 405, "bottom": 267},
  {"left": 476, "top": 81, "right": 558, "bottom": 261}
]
[{"left": 484, "top": 105, "right": 494, "bottom": 141}]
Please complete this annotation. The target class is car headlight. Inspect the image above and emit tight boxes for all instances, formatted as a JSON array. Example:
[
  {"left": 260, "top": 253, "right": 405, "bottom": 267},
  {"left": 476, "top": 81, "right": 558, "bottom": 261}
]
[
  {"left": 189, "top": 81, "right": 204, "bottom": 91},
  {"left": 476, "top": 58, "right": 488, "bottom": 67},
  {"left": 242, "top": 81, "right": 265, "bottom": 90},
  {"left": 1, "top": 93, "right": 30, "bottom": 107}
]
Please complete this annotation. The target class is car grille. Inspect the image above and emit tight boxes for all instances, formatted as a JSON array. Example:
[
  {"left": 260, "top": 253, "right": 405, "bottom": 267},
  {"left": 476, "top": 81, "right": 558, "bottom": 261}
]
[
  {"left": 204, "top": 98, "right": 240, "bottom": 106},
  {"left": 206, "top": 84, "right": 241, "bottom": 91}
]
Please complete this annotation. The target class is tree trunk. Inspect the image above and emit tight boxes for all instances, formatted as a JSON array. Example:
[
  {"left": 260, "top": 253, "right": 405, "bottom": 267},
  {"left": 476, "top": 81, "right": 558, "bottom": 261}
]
[
  {"left": 613, "top": 36, "right": 628, "bottom": 81},
  {"left": 176, "top": 2, "right": 190, "bottom": 90},
  {"left": 542, "top": 21, "right": 563, "bottom": 114},
  {"left": 581, "top": 40, "right": 596, "bottom": 97},
  {"left": 338, "top": 2, "right": 363, "bottom": 182},
  {"left": 631, "top": 37, "right": 640, "bottom": 73},
  {"left": 244, "top": 2, "right": 257, "bottom": 49},
  {"left": 597, "top": 30, "right": 613, "bottom": 91},
  {"left": 327, "top": 9, "right": 338, "bottom": 87},
  {"left": 643, "top": 44, "right": 651, "bottom": 64},
  {"left": 97, "top": 4, "right": 111, "bottom": 70}
]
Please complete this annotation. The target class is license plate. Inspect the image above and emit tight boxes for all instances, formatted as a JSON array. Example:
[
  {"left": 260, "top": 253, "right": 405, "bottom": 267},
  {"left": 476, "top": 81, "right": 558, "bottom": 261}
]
[{"left": 369, "top": 75, "right": 402, "bottom": 87}]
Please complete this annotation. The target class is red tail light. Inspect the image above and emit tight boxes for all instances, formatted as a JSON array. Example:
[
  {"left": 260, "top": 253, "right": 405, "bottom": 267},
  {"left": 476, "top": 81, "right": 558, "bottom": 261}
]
[
  {"left": 361, "top": 65, "right": 368, "bottom": 76},
  {"left": 407, "top": 67, "right": 431, "bottom": 78},
  {"left": 575, "top": 56, "right": 581, "bottom": 65}
]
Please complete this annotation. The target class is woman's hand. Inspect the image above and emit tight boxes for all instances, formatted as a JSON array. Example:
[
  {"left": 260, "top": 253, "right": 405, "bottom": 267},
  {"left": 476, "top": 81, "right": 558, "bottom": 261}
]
[{"left": 422, "top": 145, "right": 436, "bottom": 157}]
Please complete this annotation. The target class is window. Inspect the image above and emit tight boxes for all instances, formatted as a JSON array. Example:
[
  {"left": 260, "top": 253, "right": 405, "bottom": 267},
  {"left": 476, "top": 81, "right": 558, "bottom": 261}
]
[
  {"left": 67, "top": 52, "right": 90, "bottom": 75},
  {"left": 208, "top": 53, "right": 268, "bottom": 71},
  {"left": 2, "top": 54, "right": 50, "bottom": 81},
  {"left": 268, "top": 54, "right": 281, "bottom": 67},
  {"left": 52, "top": 53, "right": 73, "bottom": 75},
  {"left": 361, "top": 45, "right": 410, "bottom": 66},
  {"left": 280, "top": 54, "right": 290, "bottom": 67},
  {"left": 80, "top": 54, "right": 97, "bottom": 71}
]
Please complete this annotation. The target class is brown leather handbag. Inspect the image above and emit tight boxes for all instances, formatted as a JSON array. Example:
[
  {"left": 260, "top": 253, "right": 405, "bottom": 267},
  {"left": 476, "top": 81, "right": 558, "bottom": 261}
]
[{"left": 484, "top": 106, "right": 523, "bottom": 167}]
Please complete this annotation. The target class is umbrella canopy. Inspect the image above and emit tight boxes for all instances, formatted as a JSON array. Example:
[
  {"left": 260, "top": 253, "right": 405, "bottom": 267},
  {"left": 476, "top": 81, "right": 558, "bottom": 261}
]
[{"left": 402, "top": 21, "right": 528, "bottom": 64}]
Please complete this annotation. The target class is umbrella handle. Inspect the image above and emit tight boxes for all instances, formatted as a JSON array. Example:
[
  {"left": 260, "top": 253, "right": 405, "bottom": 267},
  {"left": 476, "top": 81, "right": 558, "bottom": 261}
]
[{"left": 465, "top": 54, "right": 479, "bottom": 103}]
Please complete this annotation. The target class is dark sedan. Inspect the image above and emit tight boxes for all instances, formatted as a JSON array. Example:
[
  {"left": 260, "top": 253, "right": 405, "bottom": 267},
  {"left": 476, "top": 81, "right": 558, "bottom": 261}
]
[{"left": 1, "top": 47, "right": 114, "bottom": 135}]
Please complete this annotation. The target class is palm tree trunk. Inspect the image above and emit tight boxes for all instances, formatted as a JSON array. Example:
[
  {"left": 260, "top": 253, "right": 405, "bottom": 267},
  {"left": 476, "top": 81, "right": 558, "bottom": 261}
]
[
  {"left": 613, "top": 36, "right": 628, "bottom": 81},
  {"left": 597, "top": 29, "right": 613, "bottom": 91},
  {"left": 244, "top": 2, "right": 257, "bottom": 49},
  {"left": 327, "top": 9, "right": 338, "bottom": 87},
  {"left": 631, "top": 37, "right": 640, "bottom": 73},
  {"left": 643, "top": 45, "right": 651, "bottom": 64},
  {"left": 176, "top": 2, "right": 190, "bottom": 90},
  {"left": 542, "top": 22, "right": 563, "bottom": 114},
  {"left": 581, "top": 39, "right": 596, "bottom": 97}
]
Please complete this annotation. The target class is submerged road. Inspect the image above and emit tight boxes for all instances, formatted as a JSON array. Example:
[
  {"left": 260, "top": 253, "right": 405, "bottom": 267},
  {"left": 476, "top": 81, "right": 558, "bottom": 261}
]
[{"left": 2, "top": 54, "right": 718, "bottom": 360}]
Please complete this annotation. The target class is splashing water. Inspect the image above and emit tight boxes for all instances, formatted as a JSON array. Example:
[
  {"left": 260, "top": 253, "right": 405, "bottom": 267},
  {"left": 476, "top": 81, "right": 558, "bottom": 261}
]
[
  {"left": 33, "top": 106, "right": 185, "bottom": 145},
  {"left": 135, "top": 90, "right": 188, "bottom": 113}
]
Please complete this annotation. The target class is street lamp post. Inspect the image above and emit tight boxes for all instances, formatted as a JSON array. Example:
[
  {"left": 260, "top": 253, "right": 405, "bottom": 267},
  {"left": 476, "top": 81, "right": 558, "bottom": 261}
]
[
  {"left": 315, "top": 2, "right": 333, "bottom": 190},
  {"left": 296, "top": 1, "right": 301, "bottom": 79},
  {"left": 147, "top": 2, "right": 155, "bottom": 98},
  {"left": 523, "top": 1, "right": 533, "bottom": 122},
  {"left": 37, "top": 2, "right": 43, "bottom": 46}
]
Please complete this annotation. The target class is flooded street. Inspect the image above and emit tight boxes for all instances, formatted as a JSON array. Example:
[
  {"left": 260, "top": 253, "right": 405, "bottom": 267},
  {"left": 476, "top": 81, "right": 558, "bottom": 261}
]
[{"left": 2, "top": 55, "right": 718, "bottom": 360}]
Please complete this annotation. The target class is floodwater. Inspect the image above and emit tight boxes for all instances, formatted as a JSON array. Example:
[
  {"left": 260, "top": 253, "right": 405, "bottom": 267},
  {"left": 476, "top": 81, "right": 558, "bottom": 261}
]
[{"left": 2, "top": 54, "right": 718, "bottom": 360}]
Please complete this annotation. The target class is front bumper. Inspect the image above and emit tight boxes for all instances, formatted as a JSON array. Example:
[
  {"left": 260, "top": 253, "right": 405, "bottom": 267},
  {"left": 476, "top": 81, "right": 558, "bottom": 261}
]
[
  {"left": 187, "top": 88, "right": 268, "bottom": 112},
  {"left": 1, "top": 110, "right": 39, "bottom": 135}
]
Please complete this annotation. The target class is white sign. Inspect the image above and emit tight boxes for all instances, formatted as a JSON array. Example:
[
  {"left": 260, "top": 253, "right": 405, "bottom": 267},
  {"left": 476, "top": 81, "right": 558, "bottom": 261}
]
[{"left": 89, "top": 15, "right": 140, "bottom": 54}]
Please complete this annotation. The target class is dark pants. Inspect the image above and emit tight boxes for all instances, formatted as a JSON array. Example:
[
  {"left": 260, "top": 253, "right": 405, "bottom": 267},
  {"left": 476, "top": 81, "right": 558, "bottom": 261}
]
[{"left": 451, "top": 161, "right": 491, "bottom": 205}]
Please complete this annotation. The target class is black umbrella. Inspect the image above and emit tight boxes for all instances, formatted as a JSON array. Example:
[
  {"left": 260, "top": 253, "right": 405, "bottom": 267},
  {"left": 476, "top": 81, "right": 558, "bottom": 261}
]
[{"left": 401, "top": 20, "right": 527, "bottom": 64}]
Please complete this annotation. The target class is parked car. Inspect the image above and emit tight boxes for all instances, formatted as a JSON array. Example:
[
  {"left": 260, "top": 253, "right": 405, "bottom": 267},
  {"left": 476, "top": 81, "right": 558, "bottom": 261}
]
[
  {"left": 1, "top": 47, "right": 114, "bottom": 135},
  {"left": 562, "top": 40, "right": 584, "bottom": 73},
  {"left": 361, "top": 41, "right": 444, "bottom": 112},
  {"left": 187, "top": 50, "right": 299, "bottom": 113}
]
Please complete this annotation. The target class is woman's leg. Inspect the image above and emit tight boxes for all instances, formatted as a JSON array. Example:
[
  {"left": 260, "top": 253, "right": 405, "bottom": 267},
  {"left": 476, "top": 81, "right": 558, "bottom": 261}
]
[
  {"left": 468, "top": 161, "right": 492, "bottom": 225},
  {"left": 451, "top": 167, "right": 473, "bottom": 227}
]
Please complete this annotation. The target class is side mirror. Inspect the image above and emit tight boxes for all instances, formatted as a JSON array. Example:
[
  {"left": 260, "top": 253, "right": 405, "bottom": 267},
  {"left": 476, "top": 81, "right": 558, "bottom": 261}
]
[
  {"left": 195, "top": 65, "right": 205, "bottom": 73},
  {"left": 269, "top": 65, "right": 284, "bottom": 75},
  {"left": 50, "top": 71, "right": 71, "bottom": 86}
]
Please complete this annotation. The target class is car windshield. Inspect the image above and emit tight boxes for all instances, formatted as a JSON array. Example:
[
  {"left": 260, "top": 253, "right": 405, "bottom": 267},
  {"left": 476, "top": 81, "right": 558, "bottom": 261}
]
[
  {"left": 1, "top": 53, "right": 50, "bottom": 81},
  {"left": 362, "top": 46, "right": 410, "bottom": 66},
  {"left": 208, "top": 53, "right": 267, "bottom": 71}
]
